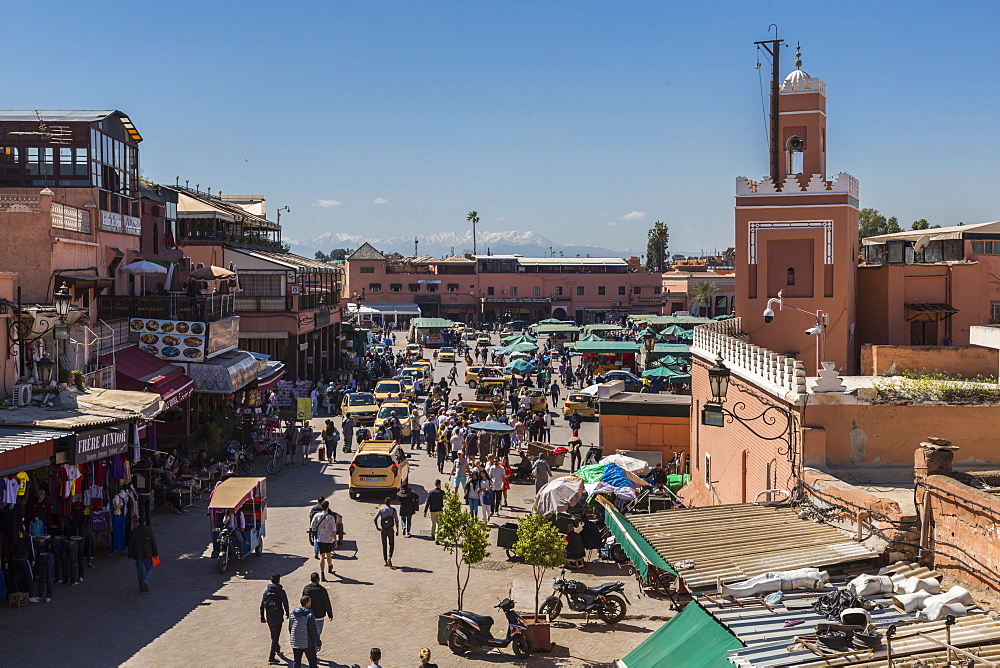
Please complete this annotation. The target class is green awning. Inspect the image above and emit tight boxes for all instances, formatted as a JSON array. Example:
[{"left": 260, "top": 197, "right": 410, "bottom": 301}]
[
  {"left": 601, "top": 503, "right": 675, "bottom": 582},
  {"left": 652, "top": 343, "right": 690, "bottom": 354},
  {"left": 617, "top": 601, "right": 743, "bottom": 668},
  {"left": 410, "top": 317, "right": 456, "bottom": 329},
  {"left": 583, "top": 323, "right": 623, "bottom": 332},
  {"left": 533, "top": 324, "right": 582, "bottom": 333},
  {"left": 571, "top": 341, "right": 640, "bottom": 354}
]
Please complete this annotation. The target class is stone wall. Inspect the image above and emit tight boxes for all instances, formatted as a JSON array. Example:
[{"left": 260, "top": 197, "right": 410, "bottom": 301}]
[{"left": 860, "top": 344, "right": 998, "bottom": 379}]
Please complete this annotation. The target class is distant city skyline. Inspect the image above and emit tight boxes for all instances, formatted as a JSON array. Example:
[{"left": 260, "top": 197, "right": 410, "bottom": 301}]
[{"left": 6, "top": 1, "right": 998, "bottom": 254}]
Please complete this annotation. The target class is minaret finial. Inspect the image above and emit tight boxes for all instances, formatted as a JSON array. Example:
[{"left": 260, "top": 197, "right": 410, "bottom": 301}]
[{"left": 795, "top": 42, "right": 802, "bottom": 69}]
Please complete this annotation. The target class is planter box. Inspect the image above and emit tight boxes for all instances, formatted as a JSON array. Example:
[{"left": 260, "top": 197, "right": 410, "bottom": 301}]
[{"left": 526, "top": 622, "right": 552, "bottom": 652}]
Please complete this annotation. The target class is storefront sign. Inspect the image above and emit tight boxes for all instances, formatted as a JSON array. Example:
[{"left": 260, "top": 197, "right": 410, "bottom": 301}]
[
  {"left": 417, "top": 279, "right": 442, "bottom": 284},
  {"left": 74, "top": 427, "right": 130, "bottom": 464},
  {"left": 206, "top": 316, "right": 239, "bottom": 359},
  {"left": 122, "top": 215, "right": 142, "bottom": 236},
  {"left": 131, "top": 317, "right": 207, "bottom": 362},
  {"left": 314, "top": 309, "right": 331, "bottom": 328},
  {"left": 101, "top": 211, "right": 123, "bottom": 233}
]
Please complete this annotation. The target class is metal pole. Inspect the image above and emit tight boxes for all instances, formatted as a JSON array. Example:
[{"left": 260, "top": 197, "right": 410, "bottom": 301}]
[{"left": 754, "top": 35, "right": 783, "bottom": 183}]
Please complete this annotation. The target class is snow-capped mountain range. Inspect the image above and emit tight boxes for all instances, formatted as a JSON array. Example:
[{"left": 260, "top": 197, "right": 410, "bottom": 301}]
[{"left": 283, "top": 229, "right": 635, "bottom": 259}]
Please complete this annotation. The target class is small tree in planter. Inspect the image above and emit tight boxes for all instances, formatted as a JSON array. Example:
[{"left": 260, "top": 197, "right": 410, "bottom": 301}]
[
  {"left": 512, "top": 512, "right": 566, "bottom": 623},
  {"left": 436, "top": 485, "right": 491, "bottom": 609}
]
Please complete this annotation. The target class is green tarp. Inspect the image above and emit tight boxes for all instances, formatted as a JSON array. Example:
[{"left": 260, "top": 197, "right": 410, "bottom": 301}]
[
  {"left": 601, "top": 503, "right": 675, "bottom": 582},
  {"left": 618, "top": 601, "right": 743, "bottom": 668},
  {"left": 533, "top": 324, "right": 582, "bottom": 333},
  {"left": 571, "top": 341, "right": 640, "bottom": 354}
]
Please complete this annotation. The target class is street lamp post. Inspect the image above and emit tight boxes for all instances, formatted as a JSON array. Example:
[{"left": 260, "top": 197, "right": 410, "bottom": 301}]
[
  {"left": 51, "top": 282, "right": 73, "bottom": 385},
  {"left": 641, "top": 329, "right": 657, "bottom": 369}
]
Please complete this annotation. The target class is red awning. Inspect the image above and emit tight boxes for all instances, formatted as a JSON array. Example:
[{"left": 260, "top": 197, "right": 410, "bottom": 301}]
[
  {"left": 256, "top": 363, "right": 286, "bottom": 393},
  {"left": 99, "top": 346, "right": 194, "bottom": 411}
]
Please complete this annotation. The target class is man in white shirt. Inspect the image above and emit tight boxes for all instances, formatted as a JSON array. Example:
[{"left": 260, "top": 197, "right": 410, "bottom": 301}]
[
  {"left": 542, "top": 412, "right": 553, "bottom": 443},
  {"left": 487, "top": 457, "right": 505, "bottom": 515}
]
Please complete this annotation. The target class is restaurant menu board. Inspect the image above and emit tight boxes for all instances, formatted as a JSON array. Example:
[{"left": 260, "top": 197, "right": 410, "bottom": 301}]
[
  {"left": 206, "top": 316, "right": 239, "bottom": 359},
  {"left": 275, "top": 380, "right": 314, "bottom": 421},
  {"left": 131, "top": 317, "right": 207, "bottom": 362}
]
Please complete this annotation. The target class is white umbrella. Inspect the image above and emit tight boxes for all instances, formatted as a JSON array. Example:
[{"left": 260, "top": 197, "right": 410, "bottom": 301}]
[
  {"left": 190, "top": 265, "right": 236, "bottom": 280},
  {"left": 600, "top": 453, "right": 651, "bottom": 474},
  {"left": 120, "top": 260, "right": 167, "bottom": 295}
]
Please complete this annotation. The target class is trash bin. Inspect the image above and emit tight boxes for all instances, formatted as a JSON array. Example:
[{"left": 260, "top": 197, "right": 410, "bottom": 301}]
[{"left": 437, "top": 614, "right": 452, "bottom": 645}]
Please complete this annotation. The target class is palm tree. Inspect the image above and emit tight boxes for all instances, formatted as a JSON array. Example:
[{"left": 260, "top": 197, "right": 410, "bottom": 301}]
[
  {"left": 689, "top": 282, "right": 720, "bottom": 316},
  {"left": 466, "top": 211, "right": 480, "bottom": 255}
]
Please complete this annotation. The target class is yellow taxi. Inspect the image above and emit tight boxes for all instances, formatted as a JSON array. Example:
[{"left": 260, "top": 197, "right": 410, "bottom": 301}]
[
  {"left": 373, "top": 378, "right": 404, "bottom": 403},
  {"left": 405, "top": 343, "right": 422, "bottom": 357},
  {"left": 563, "top": 392, "right": 597, "bottom": 419},
  {"left": 465, "top": 365, "right": 510, "bottom": 388},
  {"left": 375, "top": 402, "right": 412, "bottom": 438},
  {"left": 412, "top": 359, "right": 433, "bottom": 380},
  {"left": 341, "top": 392, "right": 379, "bottom": 425},
  {"left": 348, "top": 440, "right": 410, "bottom": 499},
  {"left": 464, "top": 328, "right": 477, "bottom": 341},
  {"left": 521, "top": 386, "right": 549, "bottom": 413},
  {"left": 438, "top": 346, "right": 457, "bottom": 363},
  {"left": 476, "top": 334, "right": 492, "bottom": 347}
]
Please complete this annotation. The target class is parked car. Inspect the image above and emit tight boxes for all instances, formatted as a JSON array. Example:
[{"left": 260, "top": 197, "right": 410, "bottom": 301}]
[{"left": 598, "top": 370, "right": 648, "bottom": 393}]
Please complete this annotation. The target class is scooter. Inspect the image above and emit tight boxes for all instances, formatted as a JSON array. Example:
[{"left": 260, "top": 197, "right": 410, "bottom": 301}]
[
  {"left": 444, "top": 598, "right": 532, "bottom": 658},
  {"left": 540, "top": 569, "right": 629, "bottom": 623},
  {"left": 598, "top": 534, "right": 630, "bottom": 565}
]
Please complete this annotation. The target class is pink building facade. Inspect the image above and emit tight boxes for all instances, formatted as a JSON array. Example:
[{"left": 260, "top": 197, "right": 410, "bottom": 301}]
[{"left": 344, "top": 243, "right": 665, "bottom": 324}]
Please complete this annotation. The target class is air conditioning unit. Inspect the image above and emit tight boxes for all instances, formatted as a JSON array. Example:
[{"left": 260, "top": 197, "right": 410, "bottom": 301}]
[
  {"left": 613, "top": 302, "right": 622, "bottom": 307},
  {"left": 12, "top": 383, "right": 32, "bottom": 407}
]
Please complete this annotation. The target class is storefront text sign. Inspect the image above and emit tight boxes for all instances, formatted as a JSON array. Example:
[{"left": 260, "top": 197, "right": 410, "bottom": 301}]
[{"left": 74, "top": 427, "right": 129, "bottom": 464}]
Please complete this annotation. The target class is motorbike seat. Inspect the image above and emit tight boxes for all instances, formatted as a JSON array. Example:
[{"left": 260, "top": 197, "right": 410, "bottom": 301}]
[
  {"left": 585, "top": 582, "right": 621, "bottom": 595},
  {"left": 454, "top": 611, "right": 494, "bottom": 632}
]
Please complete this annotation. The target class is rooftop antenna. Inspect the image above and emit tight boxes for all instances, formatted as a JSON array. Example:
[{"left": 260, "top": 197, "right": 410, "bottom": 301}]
[
  {"left": 754, "top": 26, "right": 784, "bottom": 183},
  {"left": 414, "top": 237, "right": 418, "bottom": 258}
]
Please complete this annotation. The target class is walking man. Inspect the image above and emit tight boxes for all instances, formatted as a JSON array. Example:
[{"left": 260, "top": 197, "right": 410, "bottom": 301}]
[
  {"left": 550, "top": 380, "right": 560, "bottom": 406},
  {"left": 397, "top": 483, "right": 420, "bottom": 536},
  {"left": 450, "top": 450, "right": 469, "bottom": 492},
  {"left": 423, "top": 479, "right": 445, "bottom": 543},
  {"left": 310, "top": 501, "right": 339, "bottom": 579},
  {"left": 302, "top": 573, "right": 333, "bottom": 640},
  {"left": 423, "top": 416, "right": 437, "bottom": 455},
  {"left": 342, "top": 415, "right": 356, "bottom": 453},
  {"left": 288, "top": 595, "right": 321, "bottom": 668},
  {"left": 374, "top": 497, "right": 400, "bottom": 567},
  {"left": 261, "top": 572, "right": 291, "bottom": 665},
  {"left": 542, "top": 411, "right": 553, "bottom": 443},
  {"left": 284, "top": 422, "right": 300, "bottom": 466},
  {"left": 127, "top": 517, "right": 158, "bottom": 593},
  {"left": 568, "top": 435, "right": 583, "bottom": 471},
  {"left": 487, "top": 458, "right": 505, "bottom": 516}
]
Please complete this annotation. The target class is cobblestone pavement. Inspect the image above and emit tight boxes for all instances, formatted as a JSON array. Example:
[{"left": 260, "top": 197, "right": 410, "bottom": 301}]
[{"left": 0, "top": 335, "right": 667, "bottom": 667}]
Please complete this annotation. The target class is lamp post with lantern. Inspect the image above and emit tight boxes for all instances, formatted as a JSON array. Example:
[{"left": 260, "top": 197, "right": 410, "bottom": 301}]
[{"left": 641, "top": 329, "right": 657, "bottom": 370}]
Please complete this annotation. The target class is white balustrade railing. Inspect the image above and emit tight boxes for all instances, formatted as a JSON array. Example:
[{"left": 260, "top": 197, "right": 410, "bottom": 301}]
[{"left": 692, "top": 317, "right": 807, "bottom": 396}]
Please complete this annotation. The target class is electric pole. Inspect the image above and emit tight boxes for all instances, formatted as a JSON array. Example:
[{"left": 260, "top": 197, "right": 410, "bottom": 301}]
[{"left": 754, "top": 29, "right": 783, "bottom": 184}]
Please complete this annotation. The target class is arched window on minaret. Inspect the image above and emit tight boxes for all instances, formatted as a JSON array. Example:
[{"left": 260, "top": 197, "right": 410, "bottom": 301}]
[{"left": 786, "top": 267, "right": 795, "bottom": 286}]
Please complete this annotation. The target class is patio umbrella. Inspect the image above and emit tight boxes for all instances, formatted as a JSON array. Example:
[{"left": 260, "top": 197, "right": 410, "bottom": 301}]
[
  {"left": 509, "top": 341, "right": 538, "bottom": 353},
  {"left": 190, "top": 265, "right": 236, "bottom": 280},
  {"left": 538, "top": 318, "right": 562, "bottom": 324},
  {"left": 509, "top": 351, "right": 530, "bottom": 359},
  {"left": 600, "top": 453, "right": 651, "bottom": 474},
  {"left": 468, "top": 420, "right": 515, "bottom": 433},
  {"left": 661, "top": 325, "right": 688, "bottom": 337},
  {"left": 642, "top": 366, "right": 678, "bottom": 378},
  {"left": 675, "top": 330, "right": 694, "bottom": 341},
  {"left": 504, "top": 359, "right": 537, "bottom": 374},
  {"left": 534, "top": 476, "right": 585, "bottom": 516},
  {"left": 501, "top": 333, "right": 537, "bottom": 344},
  {"left": 120, "top": 260, "right": 167, "bottom": 295}
]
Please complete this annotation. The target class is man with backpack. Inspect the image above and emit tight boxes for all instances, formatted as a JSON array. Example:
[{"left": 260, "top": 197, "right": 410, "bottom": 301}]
[
  {"left": 288, "top": 595, "right": 321, "bottom": 668},
  {"left": 260, "top": 572, "right": 291, "bottom": 665},
  {"left": 373, "top": 497, "right": 399, "bottom": 568},
  {"left": 302, "top": 572, "right": 333, "bottom": 640},
  {"left": 396, "top": 483, "right": 420, "bottom": 536}
]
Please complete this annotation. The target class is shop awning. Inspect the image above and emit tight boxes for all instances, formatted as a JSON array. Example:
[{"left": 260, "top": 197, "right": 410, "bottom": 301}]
[
  {"left": 256, "top": 361, "right": 286, "bottom": 392},
  {"left": 905, "top": 302, "right": 959, "bottom": 321},
  {"left": 570, "top": 341, "right": 640, "bottom": 354},
  {"left": 601, "top": 502, "right": 676, "bottom": 582},
  {"left": 58, "top": 273, "right": 114, "bottom": 289},
  {"left": 533, "top": 324, "right": 582, "bottom": 333},
  {"left": 100, "top": 346, "right": 194, "bottom": 411},
  {"left": 184, "top": 350, "right": 259, "bottom": 394},
  {"left": 0, "top": 427, "right": 73, "bottom": 475},
  {"left": 0, "top": 388, "right": 165, "bottom": 429},
  {"left": 366, "top": 302, "right": 422, "bottom": 316},
  {"left": 617, "top": 601, "right": 743, "bottom": 668}
]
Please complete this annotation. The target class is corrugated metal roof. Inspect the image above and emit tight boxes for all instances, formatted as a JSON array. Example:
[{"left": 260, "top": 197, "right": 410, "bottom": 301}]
[
  {"left": 0, "top": 427, "right": 72, "bottom": 450},
  {"left": 627, "top": 504, "right": 879, "bottom": 590},
  {"left": 229, "top": 246, "right": 337, "bottom": 271}
]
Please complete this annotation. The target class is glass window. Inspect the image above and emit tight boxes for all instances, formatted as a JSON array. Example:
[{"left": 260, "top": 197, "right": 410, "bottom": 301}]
[
  {"left": 555, "top": 286, "right": 563, "bottom": 296},
  {"left": 487, "top": 286, "right": 495, "bottom": 296},
  {"left": 618, "top": 286, "right": 626, "bottom": 295},
  {"left": 447, "top": 283, "right": 459, "bottom": 292},
  {"left": 598, "top": 286, "right": 606, "bottom": 295},
  {"left": 510, "top": 287, "right": 517, "bottom": 296},
  {"left": 576, "top": 286, "right": 584, "bottom": 296},
  {"left": 360, "top": 266, "right": 375, "bottom": 273},
  {"left": 409, "top": 284, "right": 419, "bottom": 292},
  {"left": 532, "top": 286, "right": 540, "bottom": 296},
  {"left": 390, "top": 283, "right": 402, "bottom": 292},
  {"left": 426, "top": 283, "right": 437, "bottom": 292},
  {"left": 634, "top": 287, "right": 642, "bottom": 295},
  {"left": 369, "top": 283, "right": 381, "bottom": 292}
]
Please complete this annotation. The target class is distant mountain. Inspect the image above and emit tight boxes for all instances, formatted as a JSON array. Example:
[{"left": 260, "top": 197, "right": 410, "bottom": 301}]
[{"left": 283, "top": 229, "right": 635, "bottom": 259}]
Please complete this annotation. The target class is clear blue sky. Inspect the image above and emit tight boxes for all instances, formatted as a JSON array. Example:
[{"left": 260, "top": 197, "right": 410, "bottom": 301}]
[{"left": 8, "top": 1, "right": 999, "bottom": 255}]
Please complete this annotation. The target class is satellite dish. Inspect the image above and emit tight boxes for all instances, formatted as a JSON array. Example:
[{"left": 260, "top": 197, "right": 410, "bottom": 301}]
[{"left": 914, "top": 235, "right": 931, "bottom": 253}]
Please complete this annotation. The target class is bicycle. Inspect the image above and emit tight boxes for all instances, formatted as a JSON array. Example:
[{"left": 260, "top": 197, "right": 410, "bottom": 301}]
[{"left": 264, "top": 440, "right": 285, "bottom": 476}]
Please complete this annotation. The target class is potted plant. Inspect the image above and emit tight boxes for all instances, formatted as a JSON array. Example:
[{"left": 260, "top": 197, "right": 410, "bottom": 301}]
[
  {"left": 512, "top": 512, "right": 566, "bottom": 651},
  {"left": 435, "top": 485, "right": 491, "bottom": 643}
]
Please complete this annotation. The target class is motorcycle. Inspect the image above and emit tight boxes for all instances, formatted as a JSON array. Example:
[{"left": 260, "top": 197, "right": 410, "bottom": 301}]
[
  {"left": 444, "top": 598, "right": 532, "bottom": 658},
  {"left": 598, "top": 534, "right": 630, "bottom": 565},
  {"left": 540, "top": 569, "right": 629, "bottom": 623}
]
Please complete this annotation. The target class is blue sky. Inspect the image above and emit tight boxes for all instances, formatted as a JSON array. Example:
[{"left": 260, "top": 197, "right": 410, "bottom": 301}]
[{"left": 8, "top": 1, "right": 1000, "bottom": 254}]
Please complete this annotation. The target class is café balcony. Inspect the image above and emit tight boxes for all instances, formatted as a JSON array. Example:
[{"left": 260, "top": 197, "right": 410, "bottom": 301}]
[{"left": 97, "top": 293, "right": 235, "bottom": 323}]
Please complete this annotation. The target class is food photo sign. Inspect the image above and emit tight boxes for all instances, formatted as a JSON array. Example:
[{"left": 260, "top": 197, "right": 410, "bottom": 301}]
[{"left": 131, "top": 318, "right": 207, "bottom": 362}]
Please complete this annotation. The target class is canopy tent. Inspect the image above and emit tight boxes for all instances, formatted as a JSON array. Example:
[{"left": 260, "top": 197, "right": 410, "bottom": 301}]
[
  {"left": 600, "top": 501, "right": 676, "bottom": 583},
  {"left": 675, "top": 330, "right": 694, "bottom": 341},
  {"left": 534, "top": 476, "right": 585, "bottom": 516},
  {"left": 711, "top": 314, "right": 734, "bottom": 321},
  {"left": 660, "top": 324, "right": 689, "bottom": 337},
  {"left": 573, "top": 461, "right": 648, "bottom": 499},
  {"left": 653, "top": 354, "right": 690, "bottom": 368},
  {"left": 617, "top": 600, "right": 743, "bottom": 668},
  {"left": 570, "top": 341, "right": 640, "bottom": 354},
  {"left": 366, "top": 302, "right": 422, "bottom": 316},
  {"left": 410, "top": 317, "right": 456, "bottom": 329},
  {"left": 508, "top": 341, "right": 538, "bottom": 353},
  {"left": 533, "top": 324, "right": 582, "bottom": 334},
  {"left": 642, "top": 366, "right": 680, "bottom": 378},
  {"left": 501, "top": 333, "right": 537, "bottom": 344},
  {"left": 583, "top": 323, "right": 623, "bottom": 333},
  {"left": 504, "top": 359, "right": 537, "bottom": 374},
  {"left": 652, "top": 343, "right": 690, "bottom": 355},
  {"left": 577, "top": 332, "right": 605, "bottom": 342},
  {"left": 468, "top": 420, "right": 515, "bottom": 433},
  {"left": 637, "top": 314, "right": 712, "bottom": 326},
  {"left": 537, "top": 318, "right": 563, "bottom": 324}
]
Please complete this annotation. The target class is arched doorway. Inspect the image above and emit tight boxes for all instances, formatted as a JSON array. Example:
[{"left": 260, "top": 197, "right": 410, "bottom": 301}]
[{"left": 551, "top": 307, "right": 567, "bottom": 320}]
